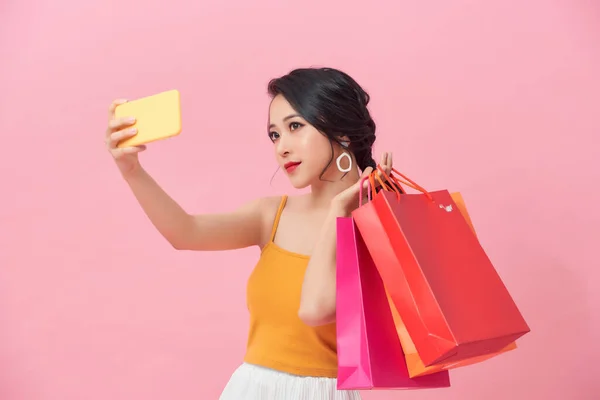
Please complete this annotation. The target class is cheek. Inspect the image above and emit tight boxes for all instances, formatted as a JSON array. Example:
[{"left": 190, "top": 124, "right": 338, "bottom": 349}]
[{"left": 300, "top": 130, "right": 331, "bottom": 163}]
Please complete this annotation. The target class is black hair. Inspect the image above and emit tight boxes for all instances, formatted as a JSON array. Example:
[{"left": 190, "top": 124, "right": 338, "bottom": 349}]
[
  {"left": 267, "top": 67, "right": 378, "bottom": 177},
  {"left": 267, "top": 67, "right": 404, "bottom": 194}
]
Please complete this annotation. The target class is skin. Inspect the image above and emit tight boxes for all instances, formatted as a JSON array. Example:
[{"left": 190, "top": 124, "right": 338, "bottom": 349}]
[{"left": 104, "top": 94, "right": 393, "bottom": 327}]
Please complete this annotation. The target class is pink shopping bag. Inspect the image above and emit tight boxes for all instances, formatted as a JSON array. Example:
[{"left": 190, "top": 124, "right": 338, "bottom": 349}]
[{"left": 335, "top": 217, "right": 450, "bottom": 390}]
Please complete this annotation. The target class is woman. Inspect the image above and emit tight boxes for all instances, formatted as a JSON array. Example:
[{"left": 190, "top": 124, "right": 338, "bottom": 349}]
[{"left": 104, "top": 67, "right": 394, "bottom": 399}]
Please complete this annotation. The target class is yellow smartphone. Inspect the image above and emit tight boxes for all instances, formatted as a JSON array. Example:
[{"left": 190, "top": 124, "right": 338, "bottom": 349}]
[{"left": 115, "top": 89, "right": 182, "bottom": 148}]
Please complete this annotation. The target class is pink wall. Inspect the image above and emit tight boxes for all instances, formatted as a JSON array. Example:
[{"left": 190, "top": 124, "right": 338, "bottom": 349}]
[{"left": 1, "top": 1, "right": 598, "bottom": 399}]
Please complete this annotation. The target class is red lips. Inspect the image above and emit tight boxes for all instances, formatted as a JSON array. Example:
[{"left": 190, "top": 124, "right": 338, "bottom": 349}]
[{"left": 284, "top": 161, "right": 301, "bottom": 173}]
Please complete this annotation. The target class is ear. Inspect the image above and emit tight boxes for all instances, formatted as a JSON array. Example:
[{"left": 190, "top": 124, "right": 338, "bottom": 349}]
[{"left": 338, "top": 136, "right": 351, "bottom": 148}]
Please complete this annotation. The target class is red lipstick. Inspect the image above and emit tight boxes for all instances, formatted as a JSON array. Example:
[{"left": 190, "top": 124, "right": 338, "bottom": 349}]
[{"left": 284, "top": 161, "right": 301, "bottom": 173}]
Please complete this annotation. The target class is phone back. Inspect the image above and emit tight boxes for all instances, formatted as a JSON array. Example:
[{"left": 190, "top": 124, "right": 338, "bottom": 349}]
[{"left": 115, "top": 89, "right": 182, "bottom": 148}]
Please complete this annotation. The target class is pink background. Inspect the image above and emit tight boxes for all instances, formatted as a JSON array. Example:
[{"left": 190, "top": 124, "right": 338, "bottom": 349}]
[{"left": 1, "top": 1, "right": 598, "bottom": 399}]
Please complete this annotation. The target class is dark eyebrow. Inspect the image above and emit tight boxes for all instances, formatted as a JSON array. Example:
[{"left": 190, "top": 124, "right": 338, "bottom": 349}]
[{"left": 268, "top": 113, "right": 301, "bottom": 130}]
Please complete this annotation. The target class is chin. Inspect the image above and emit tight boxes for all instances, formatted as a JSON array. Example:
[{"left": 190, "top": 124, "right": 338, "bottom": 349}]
[{"left": 288, "top": 175, "right": 311, "bottom": 189}]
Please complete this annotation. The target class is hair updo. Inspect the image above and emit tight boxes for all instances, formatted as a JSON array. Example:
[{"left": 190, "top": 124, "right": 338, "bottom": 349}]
[{"left": 267, "top": 67, "right": 378, "bottom": 178}]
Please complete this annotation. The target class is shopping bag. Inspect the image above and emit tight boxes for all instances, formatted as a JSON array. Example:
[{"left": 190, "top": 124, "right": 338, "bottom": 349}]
[
  {"left": 393, "top": 192, "right": 517, "bottom": 376},
  {"left": 352, "top": 169, "right": 530, "bottom": 367},
  {"left": 387, "top": 292, "right": 517, "bottom": 377},
  {"left": 335, "top": 217, "right": 450, "bottom": 389}
]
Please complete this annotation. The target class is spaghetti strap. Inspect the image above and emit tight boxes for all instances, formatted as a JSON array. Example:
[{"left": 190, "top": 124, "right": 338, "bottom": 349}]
[{"left": 269, "top": 195, "right": 288, "bottom": 243}]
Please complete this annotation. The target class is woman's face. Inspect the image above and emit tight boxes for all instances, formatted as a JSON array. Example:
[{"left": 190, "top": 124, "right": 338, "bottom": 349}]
[{"left": 268, "top": 94, "right": 346, "bottom": 189}]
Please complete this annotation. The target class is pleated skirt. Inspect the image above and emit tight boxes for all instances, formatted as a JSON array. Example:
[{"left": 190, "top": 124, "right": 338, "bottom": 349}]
[{"left": 219, "top": 363, "right": 362, "bottom": 400}]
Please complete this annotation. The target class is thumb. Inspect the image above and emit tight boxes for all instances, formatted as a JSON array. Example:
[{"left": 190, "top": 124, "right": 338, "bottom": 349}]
[
  {"left": 357, "top": 167, "right": 374, "bottom": 189},
  {"left": 361, "top": 166, "right": 374, "bottom": 177}
]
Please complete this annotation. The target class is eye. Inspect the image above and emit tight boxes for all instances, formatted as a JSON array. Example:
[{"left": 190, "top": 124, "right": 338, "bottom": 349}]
[
  {"left": 268, "top": 131, "right": 280, "bottom": 142},
  {"left": 289, "top": 121, "right": 304, "bottom": 131}
]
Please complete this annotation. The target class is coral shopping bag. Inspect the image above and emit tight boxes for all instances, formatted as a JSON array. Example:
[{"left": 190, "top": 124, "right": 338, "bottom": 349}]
[
  {"left": 335, "top": 217, "right": 450, "bottom": 390},
  {"left": 352, "top": 169, "right": 530, "bottom": 367},
  {"left": 387, "top": 293, "right": 517, "bottom": 377},
  {"left": 385, "top": 192, "right": 517, "bottom": 377}
]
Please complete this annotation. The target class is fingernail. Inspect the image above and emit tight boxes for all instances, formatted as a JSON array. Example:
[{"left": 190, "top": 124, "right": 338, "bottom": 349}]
[
  {"left": 129, "top": 128, "right": 137, "bottom": 134},
  {"left": 127, "top": 117, "right": 136, "bottom": 123}
]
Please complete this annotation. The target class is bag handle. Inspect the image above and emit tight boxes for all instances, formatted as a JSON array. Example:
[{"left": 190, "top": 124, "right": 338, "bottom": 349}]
[
  {"left": 359, "top": 168, "right": 400, "bottom": 207},
  {"left": 377, "top": 166, "right": 433, "bottom": 201},
  {"left": 358, "top": 166, "right": 434, "bottom": 207},
  {"left": 358, "top": 174, "right": 373, "bottom": 207}
]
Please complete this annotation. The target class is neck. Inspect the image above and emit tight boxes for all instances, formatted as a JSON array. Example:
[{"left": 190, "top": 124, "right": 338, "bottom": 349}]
[{"left": 307, "top": 168, "right": 361, "bottom": 208}]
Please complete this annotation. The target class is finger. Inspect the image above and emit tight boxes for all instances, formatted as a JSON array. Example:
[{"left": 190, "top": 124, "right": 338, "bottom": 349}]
[
  {"left": 376, "top": 152, "right": 389, "bottom": 176},
  {"left": 388, "top": 152, "right": 393, "bottom": 169},
  {"left": 383, "top": 151, "right": 392, "bottom": 175},
  {"left": 107, "top": 117, "right": 136, "bottom": 133},
  {"left": 380, "top": 152, "right": 387, "bottom": 168},
  {"left": 359, "top": 167, "right": 374, "bottom": 189},
  {"left": 108, "top": 128, "right": 137, "bottom": 148},
  {"left": 108, "top": 99, "right": 128, "bottom": 119},
  {"left": 360, "top": 166, "right": 373, "bottom": 178},
  {"left": 112, "top": 145, "right": 146, "bottom": 158},
  {"left": 123, "top": 145, "right": 146, "bottom": 153}
]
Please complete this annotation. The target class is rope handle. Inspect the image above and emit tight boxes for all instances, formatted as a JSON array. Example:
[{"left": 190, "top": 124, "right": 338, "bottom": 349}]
[
  {"left": 358, "top": 166, "right": 434, "bottom": 206},
  {"left": 377, "top": 166, "right": 433, "bottom": 201}
]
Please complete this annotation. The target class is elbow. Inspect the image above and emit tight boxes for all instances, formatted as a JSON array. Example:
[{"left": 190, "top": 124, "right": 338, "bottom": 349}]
[
  {"left": 169, "top": 239, "right": 183, "bottom": 250},
  {"left": 168, "top": 237, "right": 189, "bottom": 250},
  {"left": 168, "top": 216, "right": 197, "bottom": 250},
  {"left": 298, "top": 303, "right": 336, "bottom": 327}
]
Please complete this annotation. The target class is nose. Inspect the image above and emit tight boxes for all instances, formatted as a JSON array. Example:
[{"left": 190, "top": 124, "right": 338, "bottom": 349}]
[{"left": 276, "top": 135, "right": 291, "bottom": 158}]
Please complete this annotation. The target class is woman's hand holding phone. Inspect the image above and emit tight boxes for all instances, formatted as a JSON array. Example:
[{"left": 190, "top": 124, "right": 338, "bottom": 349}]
[{"left": 105, "top": 99, "right": 146, "bottom": 176}]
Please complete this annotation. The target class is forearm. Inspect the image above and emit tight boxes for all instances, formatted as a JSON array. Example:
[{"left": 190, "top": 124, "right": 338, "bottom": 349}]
[
  {"left": 298, "top": 204, "right": 348, "bottom": 326},
  {"left": 122, "top": 166, "right": 194, "bottom": 248}
]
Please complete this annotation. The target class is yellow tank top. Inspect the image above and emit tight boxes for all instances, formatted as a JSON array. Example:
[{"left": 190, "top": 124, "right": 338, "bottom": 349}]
[{"left": 244, "top": 195, "right": 338, "bottom": 378}]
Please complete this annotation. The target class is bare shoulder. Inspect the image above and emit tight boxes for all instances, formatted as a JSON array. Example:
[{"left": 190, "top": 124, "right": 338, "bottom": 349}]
[
  {"left": 250, "top": 194, "right": 311, "bottom": 247},
  {"left": 251, "top": 195, "right": 283, "bottom": 215},
  {"left": 252, "top": 195, "right": 287, "bottom": 246},
  {"left": 261, "top": 193, "right": 309, "bottom": 213}
]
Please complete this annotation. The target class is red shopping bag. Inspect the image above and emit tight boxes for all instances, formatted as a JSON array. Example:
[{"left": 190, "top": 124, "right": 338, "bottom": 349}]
[
  {"left": 336, "top": 217, "right": 450, "bottom": 389},
  {"left": 352, "top": 169, "right": 530, "bottom": 367},
  {"left": 383, "top": 192, "right": 517, "bottom": 377}
]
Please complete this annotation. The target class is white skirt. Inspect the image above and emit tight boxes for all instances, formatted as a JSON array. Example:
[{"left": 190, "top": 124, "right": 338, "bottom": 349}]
[{"left": 219, "top": 363, "right": 362, "bottom": 400}]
